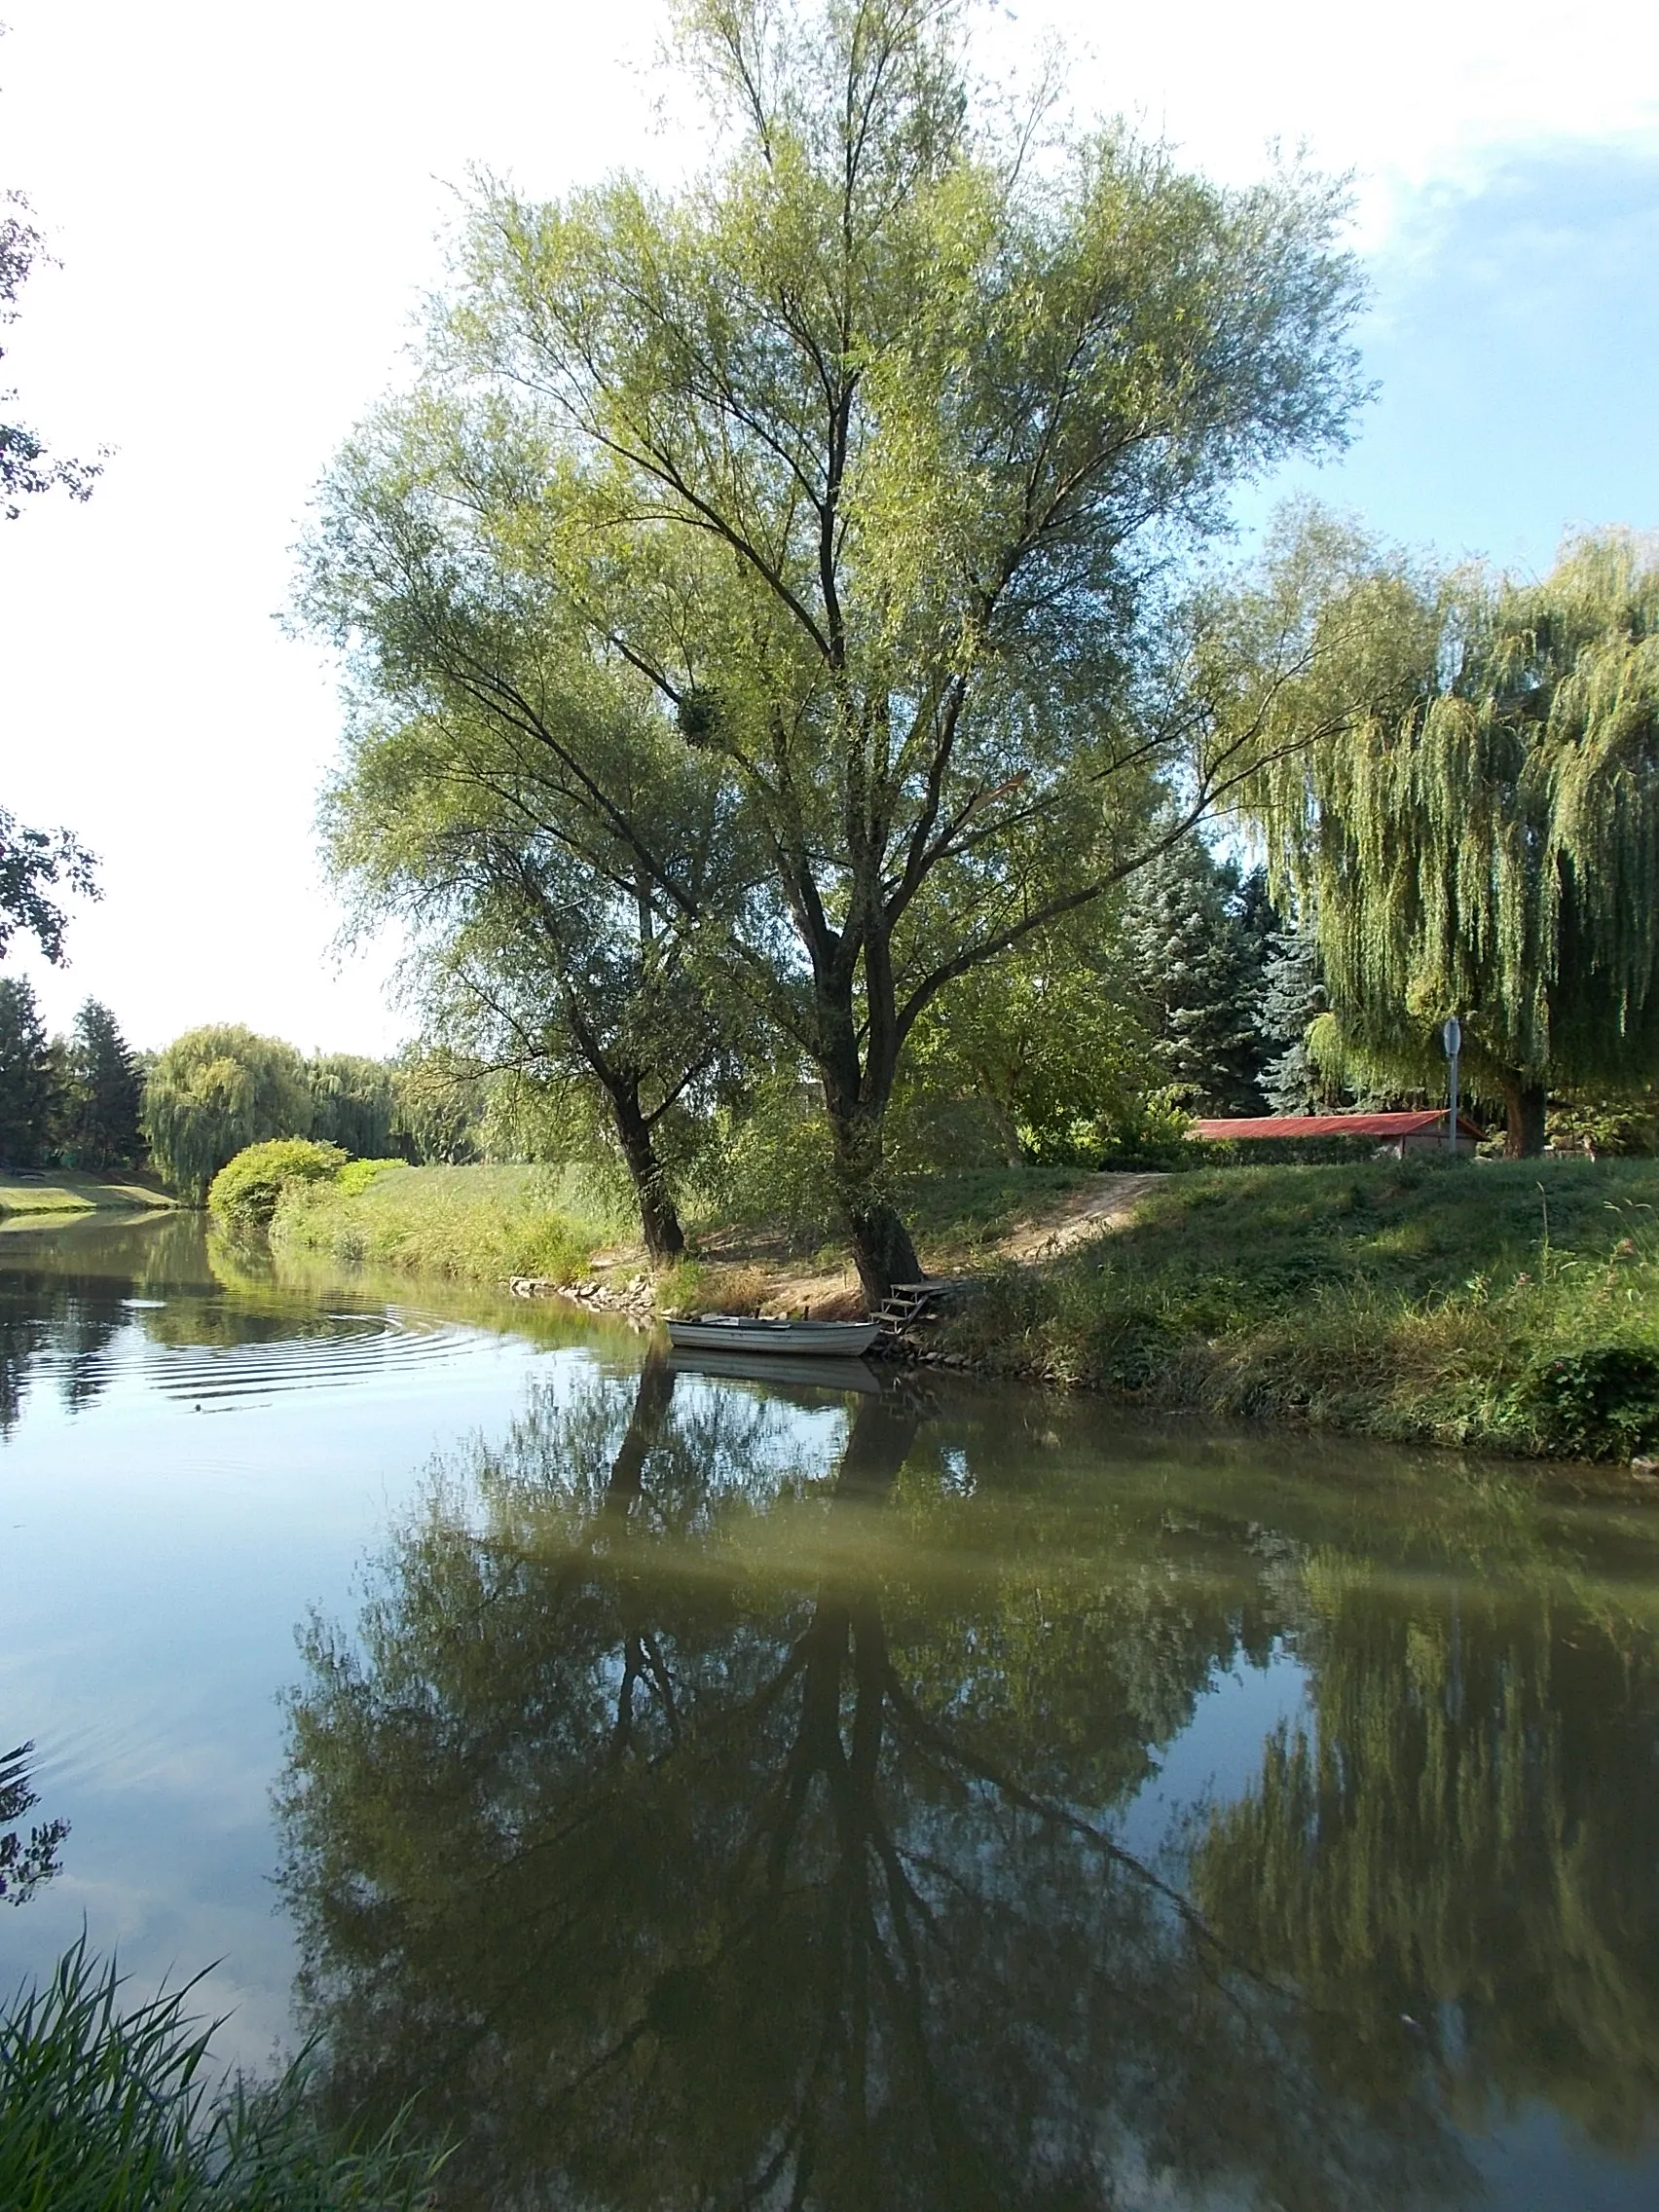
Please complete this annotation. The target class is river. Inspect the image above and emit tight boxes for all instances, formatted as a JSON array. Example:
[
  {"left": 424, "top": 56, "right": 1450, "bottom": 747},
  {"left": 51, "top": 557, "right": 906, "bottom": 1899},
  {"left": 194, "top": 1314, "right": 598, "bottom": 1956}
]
[{"left": 2, "top": 1212, "right": 1658, "bottom": 2209}]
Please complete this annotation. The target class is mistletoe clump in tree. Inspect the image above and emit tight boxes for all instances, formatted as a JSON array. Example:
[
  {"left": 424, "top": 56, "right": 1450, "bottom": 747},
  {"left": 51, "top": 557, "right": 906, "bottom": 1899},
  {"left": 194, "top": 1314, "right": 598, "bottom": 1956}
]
[
  {"left": 301, "top": 0, "right": 1367, "bottom": 1299},
  {"left": 1245, "top": 523, "right": 1659, "bottom": 1155}
]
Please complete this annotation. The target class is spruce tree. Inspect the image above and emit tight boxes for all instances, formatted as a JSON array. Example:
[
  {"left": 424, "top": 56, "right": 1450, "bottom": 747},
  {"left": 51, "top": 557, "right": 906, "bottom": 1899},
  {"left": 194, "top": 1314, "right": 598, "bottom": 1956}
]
[
  {"left": 61, "top": 1000, "right": 143, "bottom": 1170},
  {"left": 1125, "top": 842, "right": 1275, "bottom": 1115},
  {"left": 0, "top": 975, "right": 59, "bottom": 1167},
  {"left": 1259, "top": 923, "right": 1332, "bottom": 1114}
]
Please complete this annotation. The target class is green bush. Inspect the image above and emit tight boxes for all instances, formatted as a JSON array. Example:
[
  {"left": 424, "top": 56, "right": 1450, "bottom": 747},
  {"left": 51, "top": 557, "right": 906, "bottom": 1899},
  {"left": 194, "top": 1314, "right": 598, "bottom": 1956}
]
[
  {"left": 207, "top": 1140, "right": 349, "bottom": 1229},
  {"left": 0, "top": 1936, "right": 439, "bottom": 2209},
  {"left": 1511, "top": 1347, "right": 1659, "bottom": 1458}
]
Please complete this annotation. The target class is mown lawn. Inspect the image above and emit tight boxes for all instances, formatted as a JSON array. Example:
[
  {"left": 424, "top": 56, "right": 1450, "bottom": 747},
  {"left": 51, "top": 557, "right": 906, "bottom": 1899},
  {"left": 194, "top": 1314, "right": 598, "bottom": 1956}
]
[
  {"left": 0, "top": 1168, "right": 173, "bottom": 1220},
  {"left": 940, "top": 1156, "right": 1659, "bottom": 1460}
]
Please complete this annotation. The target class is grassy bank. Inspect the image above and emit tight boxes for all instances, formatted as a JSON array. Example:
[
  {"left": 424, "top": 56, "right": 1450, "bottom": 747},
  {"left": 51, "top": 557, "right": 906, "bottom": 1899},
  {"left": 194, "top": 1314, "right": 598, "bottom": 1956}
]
[
  {"left": 940, "top": 1157, "right": 1659, "bottom": 1460},
  {"left": 271, "top": 1161, "right": 626, "bottom": 1283},
  {"left": 0, "top": 1938, "right": 437, "bottom": 2209},
  {"left": 0, "top": 1168, "right": 173, "bottom": 1221}
]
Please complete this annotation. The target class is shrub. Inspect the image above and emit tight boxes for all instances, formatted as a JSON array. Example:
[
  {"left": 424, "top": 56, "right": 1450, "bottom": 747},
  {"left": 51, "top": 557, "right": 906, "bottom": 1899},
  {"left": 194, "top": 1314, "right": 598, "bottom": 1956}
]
[
  {"left": 1511, "top": 1347, "right": 1659, "bottom": 1459},
  {"left": 207, "top": 1139, "right": 348, "bottom": 1229}
]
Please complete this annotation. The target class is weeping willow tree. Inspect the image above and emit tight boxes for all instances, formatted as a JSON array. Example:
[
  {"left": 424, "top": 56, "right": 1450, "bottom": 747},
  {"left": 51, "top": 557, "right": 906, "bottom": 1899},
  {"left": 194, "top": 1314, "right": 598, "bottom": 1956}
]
[
  {"left": 141, "top": 1024, "right": 313, "bottom": 1203},
  {"left": 1241, "top": 524, "right": 1659, "bottom": 1155}
]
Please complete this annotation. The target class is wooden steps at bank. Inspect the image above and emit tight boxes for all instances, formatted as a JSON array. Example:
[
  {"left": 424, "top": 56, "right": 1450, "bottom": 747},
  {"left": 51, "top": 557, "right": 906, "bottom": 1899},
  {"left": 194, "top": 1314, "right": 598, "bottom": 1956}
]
[{"left": 871, "top": 1278, "right": 976, "bottom": 1338}]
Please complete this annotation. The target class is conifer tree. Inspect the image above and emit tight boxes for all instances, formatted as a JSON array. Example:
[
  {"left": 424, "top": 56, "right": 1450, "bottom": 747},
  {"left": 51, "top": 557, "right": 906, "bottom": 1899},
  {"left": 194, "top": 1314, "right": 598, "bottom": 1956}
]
[
  {"left": 1259, "top": 922, "right": 1334, "bottom": 1114},
  {"left": 1124, "top": 841, "right": 1274, "bottom": 1115},
  {"left": 60, "top": 999, "right": 142, "bottom": 1170},
  {"left": 0, "top": 974, "right": 58, "bottom": 1166}
]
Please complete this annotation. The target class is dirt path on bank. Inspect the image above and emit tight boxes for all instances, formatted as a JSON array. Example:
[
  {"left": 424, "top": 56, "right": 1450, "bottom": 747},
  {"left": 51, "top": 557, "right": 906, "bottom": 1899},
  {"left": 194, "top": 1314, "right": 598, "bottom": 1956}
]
[
  {"left": 992, "top": 1171, "right": 1166, "bottom": 1263},
  {"left": 705, "top": 1170, "right": 1168, "bottom": 1317}
]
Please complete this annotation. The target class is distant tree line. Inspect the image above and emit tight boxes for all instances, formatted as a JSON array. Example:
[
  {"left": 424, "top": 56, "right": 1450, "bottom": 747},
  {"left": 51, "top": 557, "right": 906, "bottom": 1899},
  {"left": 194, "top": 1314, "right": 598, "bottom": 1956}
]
[{"left": 0, "top": 988, "right": 498, "bottom": 1198}]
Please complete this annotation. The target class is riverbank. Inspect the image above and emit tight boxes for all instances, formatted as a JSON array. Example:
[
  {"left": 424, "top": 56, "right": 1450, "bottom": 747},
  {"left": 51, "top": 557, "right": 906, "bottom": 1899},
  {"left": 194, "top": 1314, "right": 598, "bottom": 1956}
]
[
  {"left": 0, "top": 1168, "right": 173, "bottom": 1222},
  {"left": 263, "top": 1150, "right": 1659, "bottom": 1462},
  {"left": 270, "top": 1161, "right": 623, "bottom": 1280},
  {"left": 933, "top": 1157, "right": 1659, "bottom": 1461}
]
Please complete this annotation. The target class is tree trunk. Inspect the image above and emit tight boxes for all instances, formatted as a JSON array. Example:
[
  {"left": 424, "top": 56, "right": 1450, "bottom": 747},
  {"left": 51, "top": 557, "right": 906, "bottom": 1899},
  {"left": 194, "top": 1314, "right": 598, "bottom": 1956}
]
[
  {"left": 822, "top": 1086, "right": 920, "bottom": 1307},
  {"left": 843, "top": 1191, "right": 922, "bottom": 1310},
  {"left": 607, "top": 1081, "right": 685, "bottom": 1262},
  {"left": 1501, "top": 1073, "right": 1548, "bottom": 1159},
  {"left": 808, "top": 938, "right": 921, "bottom": 1306}
]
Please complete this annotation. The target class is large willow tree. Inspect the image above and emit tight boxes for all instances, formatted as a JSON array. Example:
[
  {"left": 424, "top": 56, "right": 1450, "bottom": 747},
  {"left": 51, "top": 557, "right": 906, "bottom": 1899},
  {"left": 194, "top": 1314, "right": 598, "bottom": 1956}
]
[
  {"left": 1244, "top": 526, "right": 1659, "bottom": 1155},
  {"left": 300, "top": 0, "right": 1366, "bottom": 1299}
]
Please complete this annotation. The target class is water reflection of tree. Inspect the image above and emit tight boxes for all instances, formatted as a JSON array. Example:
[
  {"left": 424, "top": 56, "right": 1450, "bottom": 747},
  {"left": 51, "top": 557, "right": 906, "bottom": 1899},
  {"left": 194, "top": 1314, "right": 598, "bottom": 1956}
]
[
  {"left": 1192, "top": 1557, "right": 1659, "bottom": 2153},
  {"left": 0, "top": 1742, "right": 68, "bottom": 1903},
  {"left": 280, "top": 1364, "right": 1466, "bottom": 2211}
]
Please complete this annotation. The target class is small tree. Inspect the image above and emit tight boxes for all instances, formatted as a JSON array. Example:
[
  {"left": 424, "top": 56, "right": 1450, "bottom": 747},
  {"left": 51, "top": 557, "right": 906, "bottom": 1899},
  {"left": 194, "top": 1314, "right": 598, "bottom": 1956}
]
[
  {"left": 0, "top": 974, "right": 58, "bottom": 1167},
  {"left": 59, "top": 1000, "right": 143, "bottom": 1170},
  {"left": 142, "top": 1025, "right": 313, "bottom": 1203}
]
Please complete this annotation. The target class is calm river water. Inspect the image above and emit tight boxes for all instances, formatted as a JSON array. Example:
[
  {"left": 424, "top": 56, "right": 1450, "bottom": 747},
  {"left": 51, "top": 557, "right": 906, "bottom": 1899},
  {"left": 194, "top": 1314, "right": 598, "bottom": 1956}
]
[{"left": 3, "top": 1213, "right": 1659, "bottom": 2209}]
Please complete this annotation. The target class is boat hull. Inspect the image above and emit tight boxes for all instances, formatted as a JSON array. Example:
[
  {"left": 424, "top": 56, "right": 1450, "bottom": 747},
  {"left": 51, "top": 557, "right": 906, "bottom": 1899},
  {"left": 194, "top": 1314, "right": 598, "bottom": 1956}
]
[{"left": 665, "top": 1317, "right": 880, "bottom": 1357}]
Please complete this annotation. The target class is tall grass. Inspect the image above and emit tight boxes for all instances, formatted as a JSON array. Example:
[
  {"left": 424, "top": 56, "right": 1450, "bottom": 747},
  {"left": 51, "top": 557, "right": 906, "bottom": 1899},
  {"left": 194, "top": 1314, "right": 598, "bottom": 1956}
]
[
  {"left": 0, "top": 1937, "right": 438, "bottom": 2210},
  {"left": 941, "top": 1158, "right": 1659, "bottom": 1459},
  {"left": 271, "top": 1162, "right": 627, "bottom": 1285}
]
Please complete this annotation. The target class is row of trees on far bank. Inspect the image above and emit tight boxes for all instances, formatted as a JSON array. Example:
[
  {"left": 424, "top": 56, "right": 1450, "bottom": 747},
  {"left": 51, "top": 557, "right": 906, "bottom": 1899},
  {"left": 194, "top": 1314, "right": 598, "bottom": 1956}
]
[
  {"left": 291, "top": 0, "right": 1657, "bottom": 1293},
  {"left": 0, "top": 992, "right": 493, "bottom": 1198}
]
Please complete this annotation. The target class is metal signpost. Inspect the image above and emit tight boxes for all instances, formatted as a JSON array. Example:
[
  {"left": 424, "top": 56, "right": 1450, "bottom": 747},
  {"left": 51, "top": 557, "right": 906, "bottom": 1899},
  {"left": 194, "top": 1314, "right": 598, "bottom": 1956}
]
[{"left": 1442, "top": 1015, "right": 1462, "bottom": 1152}]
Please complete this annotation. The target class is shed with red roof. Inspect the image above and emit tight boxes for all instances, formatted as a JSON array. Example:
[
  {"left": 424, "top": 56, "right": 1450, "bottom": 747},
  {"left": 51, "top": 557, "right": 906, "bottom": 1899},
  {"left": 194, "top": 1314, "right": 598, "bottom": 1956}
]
[{"left": 1190, "top": 1111, "right": 1483, "bottom": 1158}]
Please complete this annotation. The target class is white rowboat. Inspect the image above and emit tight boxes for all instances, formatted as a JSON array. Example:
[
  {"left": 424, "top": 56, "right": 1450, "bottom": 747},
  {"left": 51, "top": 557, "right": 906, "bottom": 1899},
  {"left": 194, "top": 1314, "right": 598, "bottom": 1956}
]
[{"left": 665, "top": 1315, "right": 880, "bottom": 1357}]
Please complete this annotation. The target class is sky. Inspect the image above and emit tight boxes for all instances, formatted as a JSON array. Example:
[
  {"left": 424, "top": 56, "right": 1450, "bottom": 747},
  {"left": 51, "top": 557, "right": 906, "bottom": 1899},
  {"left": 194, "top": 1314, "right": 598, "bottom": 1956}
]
[{"left": 1, "top": 0, "right": 1655, "bottom": 1055}]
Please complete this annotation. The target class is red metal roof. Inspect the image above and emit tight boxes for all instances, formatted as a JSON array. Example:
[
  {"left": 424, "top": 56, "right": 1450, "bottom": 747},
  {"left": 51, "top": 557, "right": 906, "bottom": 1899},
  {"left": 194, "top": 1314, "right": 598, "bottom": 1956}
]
[{"left": 1190, "top": 1112, "right": 1484, "bottom": 1140}]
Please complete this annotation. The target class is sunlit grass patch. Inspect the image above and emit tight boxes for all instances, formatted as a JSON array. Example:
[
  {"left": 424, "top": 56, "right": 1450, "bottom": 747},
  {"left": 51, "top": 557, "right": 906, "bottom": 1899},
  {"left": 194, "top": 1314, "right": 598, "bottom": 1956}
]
[
  {"left": 272, "top": 1162, "right": 627, "bottom": 1286},
  {"left": 942, "top": 1159, "right": 1659, "bottom": 1460}
]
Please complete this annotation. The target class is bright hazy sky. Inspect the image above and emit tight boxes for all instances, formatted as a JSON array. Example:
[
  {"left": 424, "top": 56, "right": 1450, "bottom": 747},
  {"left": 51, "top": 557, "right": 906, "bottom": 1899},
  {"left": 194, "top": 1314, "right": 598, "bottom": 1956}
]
[{"left": 2, "top": 0, "right": 1656, "bottom": 1054}]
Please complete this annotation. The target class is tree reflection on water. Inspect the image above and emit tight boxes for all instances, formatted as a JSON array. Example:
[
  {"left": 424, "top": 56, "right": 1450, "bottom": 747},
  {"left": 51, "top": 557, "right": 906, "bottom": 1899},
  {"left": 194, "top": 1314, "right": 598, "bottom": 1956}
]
[{"left": 278, "top": 1361, "right": 1659, "bottom": 2210}]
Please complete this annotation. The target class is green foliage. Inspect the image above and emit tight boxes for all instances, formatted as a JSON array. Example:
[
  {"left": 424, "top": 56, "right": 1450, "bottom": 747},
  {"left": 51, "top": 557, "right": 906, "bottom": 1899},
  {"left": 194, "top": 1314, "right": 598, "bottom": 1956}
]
[
  {"left": 333, "top": 1158, "right": 408, "bottom": 1198},
  {"left": 58, "top": 999, "right": 144, "bottom": 1170},
  {"left": 387, "top": 1049, "right": 484, "bottom": 1165},
  {"left": 307, "top": 1054, "right": 399, "bottom": 1160},
  {"left": 0, "top": 973, "right": 57, "bottom": 1166},
  {"left": 1546, "top": 1089, "right": 1659, "bottom": 1158},
  {"left": 0, "top": 804, "right": 98, "bottom": 964},
  {"left": 207, "top": 1140, "right": 350, "bottom": 1229},
  {"left": 297, "top": 0, "right": 1365, "bottom": 1293},
  {"left": 941, "top": 1157, "right": 1659, "bottom": 1457},
  {"left": 143, "top": 1026, "right": 313, "bottom": 1204},
  {"left": 896, "top": 902, "right": 1163, "bottom": 1167},
  {"left": 0, "top": 1936, "right": 439, "bottom": 2209},
  {"left": 1243, "top": 521, "right": 1659, "bottom": 1141},
  {"left": 1512, "top": 1346, "right": 1659, "bottom": 1457},
  {"left": 1124, "top": 842, "right": 1276, "bottom": 1115},
  {"left": 271, "top": 1162, "right": 618, "bottom": 1284},
  {"left": 2, "top": 190, "right": 103, "bottom": 519}
]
